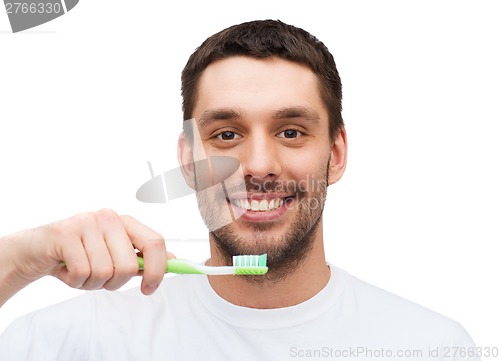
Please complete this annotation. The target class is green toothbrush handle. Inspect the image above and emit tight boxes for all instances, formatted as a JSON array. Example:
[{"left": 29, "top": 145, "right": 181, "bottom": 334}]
[
  {"left": 137, "top": 257, "right": 205, "bottom": 274},
  {"left": 166, "top": 259, "right": 205, "bottom": 274}
]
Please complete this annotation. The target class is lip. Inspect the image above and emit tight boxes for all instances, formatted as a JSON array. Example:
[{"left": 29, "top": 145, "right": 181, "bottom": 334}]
[
  {"left": 227, "top": 194, "right": 294, "bottom": 222},
  {"left": 229, "top": 192, "right": 292, "bottom": 201}
]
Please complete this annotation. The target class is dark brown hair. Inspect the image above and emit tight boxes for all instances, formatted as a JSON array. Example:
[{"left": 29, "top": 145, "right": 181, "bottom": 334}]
[{"left": 181, "top": 19, "right": 343, "bottom": 140}]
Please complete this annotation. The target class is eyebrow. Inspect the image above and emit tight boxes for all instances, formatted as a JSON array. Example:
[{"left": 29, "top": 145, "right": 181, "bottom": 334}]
[
  {"left": 272, "top": 106, "right": 320, "bottom": 125},
  {"left": 197, "top": 106, "right": 320, "bottom": 127},
  {"left": 198, "top": 108, "right": 242, "bottom": 127}
]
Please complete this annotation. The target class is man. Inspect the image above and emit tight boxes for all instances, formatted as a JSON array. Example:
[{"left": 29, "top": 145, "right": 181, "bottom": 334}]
[{"left": 0, "top": 20, "right": 479, "bottom": 360}]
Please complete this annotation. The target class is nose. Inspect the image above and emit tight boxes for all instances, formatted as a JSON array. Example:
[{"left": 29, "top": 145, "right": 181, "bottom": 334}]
[{"left": 239, "top": 133, "right": 282, "bottom": 181}]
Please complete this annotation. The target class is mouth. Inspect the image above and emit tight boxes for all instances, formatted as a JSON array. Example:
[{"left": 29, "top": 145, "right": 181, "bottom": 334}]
[
  {"left": 230, "top": 197, "right": 293, "bottom": 212},
  {"left": 227, "top": 194, "right": 294, "bottom": 222}
]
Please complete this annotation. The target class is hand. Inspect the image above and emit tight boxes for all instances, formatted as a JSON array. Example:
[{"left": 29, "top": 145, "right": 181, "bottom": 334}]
[{"left": 1, "top": 209, "right": 171, "bottom": 303}]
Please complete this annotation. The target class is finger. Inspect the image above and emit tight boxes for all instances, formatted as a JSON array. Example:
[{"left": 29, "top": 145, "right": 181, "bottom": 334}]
[
  {"left": 120, "top": 215, "right": 167, "bottom": 295},
  {"left": 53, "top": 236, "right": 91, "bottom": 289},
  {"left": 79, "top": 222, "right": 114, "bottom": 290},
  {"left": 95, "top": 211, "right": 138, "bottom": 291},
  {"left": 135, "top": 250, "right": 177, "bottom": 260}
]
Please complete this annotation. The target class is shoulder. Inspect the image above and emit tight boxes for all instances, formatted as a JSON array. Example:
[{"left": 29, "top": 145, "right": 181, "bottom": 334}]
[{"left": 333, "top": 267, "right": 475, "bottom": 344}]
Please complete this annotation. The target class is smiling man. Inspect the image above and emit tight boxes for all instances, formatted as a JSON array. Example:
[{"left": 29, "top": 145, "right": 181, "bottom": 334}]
[
  {"left": 0, "top": 20, "right": 480, "bottom": 360},
  {"left": 182, "top": 56, "right": 343, "bottom": 300}
]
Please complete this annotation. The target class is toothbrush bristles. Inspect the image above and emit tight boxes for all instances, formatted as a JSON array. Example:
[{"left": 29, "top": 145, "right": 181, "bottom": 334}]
[
  {"left": 232, "top": 254, "right": 268, "bottom": 275},
  {"left": 232, "top": 254, "right": 267, "bottom": 267}
]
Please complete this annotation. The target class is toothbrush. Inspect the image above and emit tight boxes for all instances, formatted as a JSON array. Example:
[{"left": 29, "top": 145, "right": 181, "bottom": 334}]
[{"left": 137, "top": 254, "right": 268, "bottom": 275}]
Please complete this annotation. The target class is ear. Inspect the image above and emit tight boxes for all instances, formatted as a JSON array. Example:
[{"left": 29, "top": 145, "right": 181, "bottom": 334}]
[
  {"left": 177, "top": 131, "right": 197, "bottom": 189},
  {"left": 328, "top": 126, "right": 348, "bottom": 185}
]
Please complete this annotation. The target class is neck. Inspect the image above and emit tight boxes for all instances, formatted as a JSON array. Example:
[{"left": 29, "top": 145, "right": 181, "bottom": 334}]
[{"left": 206, "top": 223, "right": 330, "bottom": 309}]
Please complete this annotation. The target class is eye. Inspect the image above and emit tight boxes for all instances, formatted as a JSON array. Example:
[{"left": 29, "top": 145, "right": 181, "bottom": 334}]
[
  {"left": 216, "top": 131, "right": 242, "bottom": 140},
  {"left": 278, "top": 129, "right": 303, "bottom": 139}
]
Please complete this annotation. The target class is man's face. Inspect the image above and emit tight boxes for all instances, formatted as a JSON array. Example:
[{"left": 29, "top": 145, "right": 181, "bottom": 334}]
[{"left": 188, "top": 56, "right": 337, "bottom": 277}]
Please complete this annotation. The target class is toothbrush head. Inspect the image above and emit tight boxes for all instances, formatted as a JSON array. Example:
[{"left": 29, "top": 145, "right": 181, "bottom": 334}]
[{"left": 232, "top": 254, "right": 268, "bottom": 275}]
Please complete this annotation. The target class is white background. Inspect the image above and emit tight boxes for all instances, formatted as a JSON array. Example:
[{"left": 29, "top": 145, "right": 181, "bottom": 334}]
[{"left": 1, "top": 0, "right": 499, "bottom": 351}]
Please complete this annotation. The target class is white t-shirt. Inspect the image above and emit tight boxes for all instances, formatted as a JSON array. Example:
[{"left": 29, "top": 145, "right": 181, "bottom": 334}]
[{"left": 0, "top": 266, "right": 479, "bottom": 360}]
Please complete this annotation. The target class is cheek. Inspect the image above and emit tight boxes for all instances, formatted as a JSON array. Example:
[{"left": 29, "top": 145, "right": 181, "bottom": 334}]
[
  {"left": 283, "top": 148, "right": 330, "bottom": 179},
  {"left": 285, "top": 165, "right": 329, "bottom": 197}
]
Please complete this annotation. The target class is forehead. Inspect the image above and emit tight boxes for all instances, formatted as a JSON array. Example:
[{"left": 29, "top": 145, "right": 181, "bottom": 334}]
[{"left": 192, "top": 56, "right": 327, "bottom": 122}]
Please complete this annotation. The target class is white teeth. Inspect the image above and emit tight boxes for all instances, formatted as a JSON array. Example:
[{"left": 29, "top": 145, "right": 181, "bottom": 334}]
[
  {"left": 251, "top": 200, "right": 259, "bottom": 211},
  {"left": 259, "top": 200, "right": 268, "bottom": 211},
  {"left": 233, "top": 198, "right": 287, "bottom": 212}
]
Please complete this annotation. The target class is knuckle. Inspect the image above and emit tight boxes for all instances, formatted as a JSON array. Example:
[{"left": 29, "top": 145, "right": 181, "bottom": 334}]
[
  {"left": 147, "top": 237, "right": 166, "bottom": 250},
  {"left": 119, "top": 214, "right": 133, "bottom": 222},
  {"left": 118, "top": 214, "right": 134, "bottom": 228},
  {"left": 66, "top": 265, "right": 91, "bottom": 287},
  {"left": 73, "top": 212, "right": 96, "bottom": 225},
  {"left": 93, "top": 266, "right": 114, "bottom": 281},
  {"left": 124, "top": 262, "right": 140, "bottom": 276},
  {"left": 96, "top": 208, "right": 118, "bottom": 221},
  {"left": 73, "top": 266, "right": 91, "bottom": 279}
]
